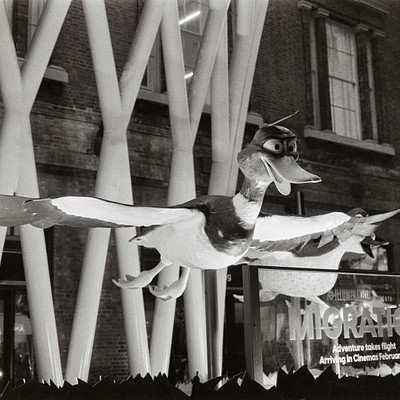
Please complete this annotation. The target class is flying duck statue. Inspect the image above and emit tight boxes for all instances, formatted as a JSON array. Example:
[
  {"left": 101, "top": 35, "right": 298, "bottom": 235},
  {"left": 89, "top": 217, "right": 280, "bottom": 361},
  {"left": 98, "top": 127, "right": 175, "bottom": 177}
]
[
  {"left": 0, "top": 114, "right": 321, "bottom": 300},
  {"left": 237, "top": 207, "right": 400, "bottom": 312},
  {"left": 0, "top": 116, "right": 398, "bottom": 302}
]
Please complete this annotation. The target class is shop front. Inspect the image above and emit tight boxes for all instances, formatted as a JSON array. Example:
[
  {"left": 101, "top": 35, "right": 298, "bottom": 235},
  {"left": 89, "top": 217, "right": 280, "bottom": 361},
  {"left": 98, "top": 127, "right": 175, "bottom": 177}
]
[{"left": 243, "top": 245, "right": 400, "bottom": 387}]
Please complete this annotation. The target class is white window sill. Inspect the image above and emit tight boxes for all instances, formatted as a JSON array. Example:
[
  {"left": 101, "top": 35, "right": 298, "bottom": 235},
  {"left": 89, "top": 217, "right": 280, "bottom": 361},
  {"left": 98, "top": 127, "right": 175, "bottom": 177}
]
[
  {"left": 43, "top": 64, "right": 69, "bottom": 83},
  {"left": 345, "top": 0, "right": 389, "bottom": 14},
  {"left": 18, "top": 58, "right": 68, "bottom": 83},
  {"left": 138, "top": 88, "right": 263, "bottom": 126},
  {"left": 304, "top": 127, "right": 395, "bottom": 156}
]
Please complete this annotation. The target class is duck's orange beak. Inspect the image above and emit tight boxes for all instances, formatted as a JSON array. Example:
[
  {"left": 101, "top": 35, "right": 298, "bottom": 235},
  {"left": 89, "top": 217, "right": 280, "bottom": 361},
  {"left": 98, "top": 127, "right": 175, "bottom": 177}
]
[{"left": 261, "top": 155, "right": 321, "bottom": 195}]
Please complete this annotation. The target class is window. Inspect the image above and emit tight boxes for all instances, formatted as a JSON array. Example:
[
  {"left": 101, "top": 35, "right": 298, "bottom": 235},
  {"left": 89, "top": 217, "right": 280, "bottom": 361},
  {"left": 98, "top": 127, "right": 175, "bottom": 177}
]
[
  {"left": 307, "top": 14, "right": 389, "bottom": 153},
  {"left": 178, "top": 0, "right": 209, "bottom": 82},
  {"left": 326, "top": 20, "right": 362, "bottom": 140},
  {"left": 141, "top": 0, "right": 210, "bottom": 102},
  {"left": 7, "top": 0, "right": 68, "bottom": 83},
  {"left": 141, "top": 35, "right": 163, "bottom": 93}
]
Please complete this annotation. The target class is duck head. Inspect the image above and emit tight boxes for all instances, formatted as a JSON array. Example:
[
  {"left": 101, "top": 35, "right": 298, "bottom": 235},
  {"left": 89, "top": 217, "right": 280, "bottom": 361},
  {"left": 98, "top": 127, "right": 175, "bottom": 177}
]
[{"left": 237, "top": 123, "right": 321, "bottom": 195}]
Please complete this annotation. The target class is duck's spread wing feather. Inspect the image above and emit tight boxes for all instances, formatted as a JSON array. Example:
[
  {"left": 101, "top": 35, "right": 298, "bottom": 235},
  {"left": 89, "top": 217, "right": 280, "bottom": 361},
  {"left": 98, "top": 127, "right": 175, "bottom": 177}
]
[
  {"left": 252, "top": 212, "right": 351, "bottom": 242},
  {"left": 0, "top": 194, "right": 196, "bottom": 229},
  {"left": 245, "top": 231, "right": 334, "bottom": 260},
  {"left": 245, "top": 208, "right": 400, "bottom": 261}
]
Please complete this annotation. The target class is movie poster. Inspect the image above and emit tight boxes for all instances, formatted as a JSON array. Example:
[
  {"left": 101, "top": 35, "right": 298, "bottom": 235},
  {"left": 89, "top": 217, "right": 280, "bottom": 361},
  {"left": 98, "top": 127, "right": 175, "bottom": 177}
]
[{"left": 259, "top": 247, "right": 400, "bottom": 378}]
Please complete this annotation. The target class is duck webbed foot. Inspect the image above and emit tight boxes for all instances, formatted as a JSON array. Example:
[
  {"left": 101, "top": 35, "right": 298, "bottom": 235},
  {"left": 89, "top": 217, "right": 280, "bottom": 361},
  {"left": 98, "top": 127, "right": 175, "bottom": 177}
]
[
  {"left": 149, "top": 267, "right": 190, "bottom": 301},
  {"left": 113, "top": 261, "right": 167, "bottom": 289}
]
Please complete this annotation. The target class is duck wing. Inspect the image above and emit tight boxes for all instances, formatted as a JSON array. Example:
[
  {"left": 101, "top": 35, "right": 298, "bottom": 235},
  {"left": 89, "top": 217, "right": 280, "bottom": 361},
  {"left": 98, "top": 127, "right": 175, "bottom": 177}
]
[
  {"left": 0, "top": 194, "right": 197, "bottom": 229},
  {"left": 243, "top": 208, "right": 400, "bottom": 262}
]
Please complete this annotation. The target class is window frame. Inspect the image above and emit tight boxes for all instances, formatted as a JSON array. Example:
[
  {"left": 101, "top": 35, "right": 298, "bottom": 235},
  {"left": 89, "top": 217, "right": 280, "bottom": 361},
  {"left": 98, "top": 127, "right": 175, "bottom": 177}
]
[
  {"left": 140, "top": 0, "right": 212, "bottom": 104},
  {"left": 325, "top": 19, "right": 363, "bottom": 140},
  {"left": 10, "top": 0, "right": 69, "bottom": 83},
  {"left": 306, "top": 14, "right": 394, "bottom": 155}
]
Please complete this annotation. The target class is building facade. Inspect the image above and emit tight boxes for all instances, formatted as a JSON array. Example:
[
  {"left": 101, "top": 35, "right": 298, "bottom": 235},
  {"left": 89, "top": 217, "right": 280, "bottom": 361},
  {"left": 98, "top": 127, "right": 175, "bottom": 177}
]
[{"left": 0, "top": 0, "right": 399, "bottom": 387}]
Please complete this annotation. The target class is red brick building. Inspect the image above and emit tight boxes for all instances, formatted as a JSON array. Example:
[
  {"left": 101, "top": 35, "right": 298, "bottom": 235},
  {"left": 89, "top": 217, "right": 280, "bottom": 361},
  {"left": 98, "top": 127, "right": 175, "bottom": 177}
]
[{"left": 0, "top": 0, "right": 399, "bottom": 386}]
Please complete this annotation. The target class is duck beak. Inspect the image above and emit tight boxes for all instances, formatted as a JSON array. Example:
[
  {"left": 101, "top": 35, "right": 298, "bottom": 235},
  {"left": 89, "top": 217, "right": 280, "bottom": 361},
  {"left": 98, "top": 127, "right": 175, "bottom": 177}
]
[{"left": 261, "top": 156, "right": 321, "bottom": 195}]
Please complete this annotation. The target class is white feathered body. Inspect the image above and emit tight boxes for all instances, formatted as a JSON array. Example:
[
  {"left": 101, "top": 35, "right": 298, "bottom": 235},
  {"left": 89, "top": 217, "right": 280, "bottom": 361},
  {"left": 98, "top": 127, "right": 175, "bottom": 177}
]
[{"left": 132, "top": 211, "right": 249, "bottom": 270}]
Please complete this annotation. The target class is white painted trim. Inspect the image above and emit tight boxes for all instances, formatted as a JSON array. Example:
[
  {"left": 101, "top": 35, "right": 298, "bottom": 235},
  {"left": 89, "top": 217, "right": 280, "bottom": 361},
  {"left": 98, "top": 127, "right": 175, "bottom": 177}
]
[
  {"left": 137, "top": 88, "right": 263, "bottom": 126},
  {"left": 366, "top": 38, "right": 378, "bottom": 141},
  {"left": 347, "top": 0, "right": 389, "bottom": 14},
  {"left": 297, "top": 1, "right": 313, "bottom": 10},
  {"left": 309, "top": 17, "right": 320, "bottom": 130},
  {"left": 18, "top": 58, "right": 68, "bottom": 83},
  {"left": 304, "top": 127, "right": 395, "bottom": 155}
]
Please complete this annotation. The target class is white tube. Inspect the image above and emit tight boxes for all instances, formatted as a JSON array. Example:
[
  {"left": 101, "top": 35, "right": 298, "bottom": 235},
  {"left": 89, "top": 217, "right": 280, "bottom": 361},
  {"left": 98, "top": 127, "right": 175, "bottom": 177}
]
[
  {"left": 228, "top": 0, "right": 270, "bottom": 189},
  {"left": 205, "top": 0, "right": 269, "bottom": 377},
  {"left": 188, "top": 0, "right": 231, "bottom": 134},
  {"left": 236, "top": 0, "right": 255, "bottom": 36},
  {"left": 17, "top": 117, "right": 63, "bottom": 387},
  {"left": 184, "top": 0, "right": 231, "bottom": 380},
  {"left": 0, "top": 0, "right": 23, "bottom": 109},
  {"left": 66, "top": 0, "right": 166, "bottom": 382},
  {"left": 0, "top": 1, "right": 23, "bottom": 253},
  {"left": 206, "top": 16, "right": 229, "bottom": 378},
  {"left": 120, "top": 0, "right": 167, "bottom": 115},
  {"left": 149, "top": 0, "right": 194, "bottom": 376},
  {"left": 21, "top": 0, "right": 72, "bottom": 109},
  {"left": 65, "top": 228, "right": 112, "bottom": 383},
  {"left": 0, "top": 0, "right": 70, "bottom": 386},
  {"left": 82, "top": 0, "right": 150, "bottom": 377},
  {"left": 115, "top": 146, "right": 150, "bottom": 377}
]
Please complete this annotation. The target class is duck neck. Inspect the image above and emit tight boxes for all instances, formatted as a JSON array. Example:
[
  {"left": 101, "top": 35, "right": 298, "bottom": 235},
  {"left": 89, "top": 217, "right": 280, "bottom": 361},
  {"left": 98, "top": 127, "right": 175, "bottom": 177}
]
[{"left": 232, "top": 177, "right": 270, "bottom": 229}]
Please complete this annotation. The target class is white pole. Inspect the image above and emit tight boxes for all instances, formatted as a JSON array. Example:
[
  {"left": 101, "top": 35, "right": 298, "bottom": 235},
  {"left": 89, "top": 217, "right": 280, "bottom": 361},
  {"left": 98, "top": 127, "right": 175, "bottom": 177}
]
[
  {"left": 0, "top": 0, "right": 71, "bottom": 386},
  {"left": 209, "top": 14, "right": 230, "bottom": 196},
  {"left": 82, "top": 0, "right": 151, "bottom": 378},
  {"left": 16, "top": 118, "right": 64, "bottom": 386},
  {"left": 236, "top": 0, "right": 255, "bottom": 36},
  {"left": 150, "top": 0, "right": 195, "bottom": 376},
  {"left": 188, "top": 0, "right": 231, "bottom": 135},
  {"left": 205, "top": 0, "right": 269, "bottom": 378},
  {"left": 228, "top": 0, "right": 269, "bottom": 189},
  {"left": 21, "top": 0, "right": 72, "bottom": 108},
  {"left": 0, "top": 1, "right": 23, "bottom": 250},
  {"left": 120, "top": 0, "right": 167, "bottom": 115},
  {"left": 184, "top": 0, "right": 231, "bottom": 381},
  {"left": 205, "top": 15, "right": 230, "bottom": 378},
  {"left": 66, "top": 0, "right": 166, "bottom": 382}
]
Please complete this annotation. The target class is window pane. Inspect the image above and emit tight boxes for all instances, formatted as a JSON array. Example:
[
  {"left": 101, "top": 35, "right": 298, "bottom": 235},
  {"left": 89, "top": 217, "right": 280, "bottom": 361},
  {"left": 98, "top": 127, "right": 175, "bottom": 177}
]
[
  {"left": 331, "top": 79, "right": 344, "bottom": 108},
  {"left": 326, "top": 20, "right": 361, "bottom": 139},
  {"left": 14, "top": 292, "right": 34, "bottom": 384},
  {"left": 333, "top": 106, "right": 345, "bottom": 135},
  {"left": 179, "top": 0, "right": 210, "bottom": 102},
  {"left": 178, "top": 0, "right": 208, "bottom": 34},
  {"left": 182, "top": 31, "right": 201, "bottom": 68}
]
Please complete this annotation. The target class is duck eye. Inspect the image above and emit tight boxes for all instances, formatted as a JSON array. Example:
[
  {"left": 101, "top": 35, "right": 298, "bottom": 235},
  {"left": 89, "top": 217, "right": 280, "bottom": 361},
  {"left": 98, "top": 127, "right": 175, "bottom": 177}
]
[
  {"left": 263, "top": 139, "right": 284, "bottom": 154},
  {"left": 287, "top": 140, "right": 297, "bottom": 155}
]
